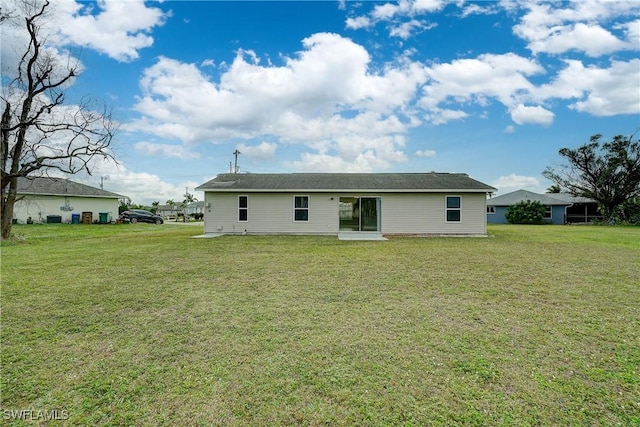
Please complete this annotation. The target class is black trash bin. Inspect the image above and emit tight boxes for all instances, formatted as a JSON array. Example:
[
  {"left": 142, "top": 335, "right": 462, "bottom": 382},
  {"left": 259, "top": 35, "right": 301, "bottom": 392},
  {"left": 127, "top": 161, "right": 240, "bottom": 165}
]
[{"left": 46, "top": 215, "right": 62, "bottom": 223}]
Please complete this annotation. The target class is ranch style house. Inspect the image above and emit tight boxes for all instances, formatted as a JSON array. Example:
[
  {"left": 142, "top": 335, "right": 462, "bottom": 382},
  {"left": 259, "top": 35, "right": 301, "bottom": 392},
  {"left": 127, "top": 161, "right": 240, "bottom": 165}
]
[
  {"left": 12, "top": 177, "right": 125, "bottom": 224},
  {"left": 195, "top": 173, "right": 496, "bottom": 237},
  {"left": 486, "top": 189, "right": 602, "bottom": 225}
]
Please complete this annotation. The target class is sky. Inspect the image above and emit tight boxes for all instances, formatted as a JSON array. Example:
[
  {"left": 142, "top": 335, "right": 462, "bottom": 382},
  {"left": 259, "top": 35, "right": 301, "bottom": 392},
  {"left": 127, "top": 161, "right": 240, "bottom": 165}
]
[{"left": 2, "top": 0, "right": 639, "bottom": 205}]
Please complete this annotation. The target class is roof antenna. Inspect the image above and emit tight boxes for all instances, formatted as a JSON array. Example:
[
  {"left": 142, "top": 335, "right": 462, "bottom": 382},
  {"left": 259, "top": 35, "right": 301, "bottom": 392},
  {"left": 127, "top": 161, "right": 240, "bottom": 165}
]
[{"left": 233, "top": 149, "right": 241, "bottom": 174}]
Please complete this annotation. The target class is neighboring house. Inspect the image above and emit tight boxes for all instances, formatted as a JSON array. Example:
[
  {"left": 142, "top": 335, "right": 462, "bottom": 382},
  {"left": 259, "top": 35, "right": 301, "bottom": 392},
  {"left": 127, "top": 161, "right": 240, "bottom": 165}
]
[
  {"left": 195, "top": 173, "right": 496, "bottom": 236},
  {"left": 486, "top": 189, "right": 601, "bottom": 224},
  {"left": 12, "top": 177, "right": 125, "bottom": 224},
  {"left": 156, "top": 204, "right": 181, "bottom": 218},
  {"left": 546, "top": 193, "right": 602, "bottom": 223},
  {"left": 156, "top": 202, "right": 203, "bottom": 221},
  {"left": 185, "top": 201, "right": 204, "bottom": 217}
]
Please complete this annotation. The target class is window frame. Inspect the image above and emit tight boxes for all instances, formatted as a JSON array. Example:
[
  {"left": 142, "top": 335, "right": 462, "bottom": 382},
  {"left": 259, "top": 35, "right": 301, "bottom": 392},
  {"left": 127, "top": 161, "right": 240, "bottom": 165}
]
[
  {"left": 487, "top": 206, "right": 496, "bottom": 214},
  {"left": 445, "top": 195, "right": 462, "bottom": 223},
  {"left": 543, "top": 205, "right": 552, "bottom": 220},
  {"left": 293, "top": 195, "right": 309, "bottom": 222},
  {"left": 238, "top": 195, "right": 248, "bottom": 222}
]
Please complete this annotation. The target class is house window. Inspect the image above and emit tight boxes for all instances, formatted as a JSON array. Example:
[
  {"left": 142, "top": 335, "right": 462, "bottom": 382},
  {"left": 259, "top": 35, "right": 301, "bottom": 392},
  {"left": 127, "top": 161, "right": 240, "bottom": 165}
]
[
  {"left": 487, "top": 206, "right": 496, "bottom": 214},
  {"left": 294, "top": 196, "right": 309, "bottom": 221},
  {"left": 544, "top": 205, "right": 552, "bottom": 220},
  {"left": 238, "top": 196, "right": 248, "bottom": 222},
  {"left": 446, "top": 196, "right": 461, "bottom": 222}
]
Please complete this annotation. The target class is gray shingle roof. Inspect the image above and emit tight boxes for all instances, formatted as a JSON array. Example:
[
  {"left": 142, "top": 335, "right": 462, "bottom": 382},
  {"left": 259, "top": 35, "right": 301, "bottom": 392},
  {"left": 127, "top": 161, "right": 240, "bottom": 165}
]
[
  {"left": 487, "top": 189, "right": 574, "bottom": 206},
  {"left": 546, "top": 193, "right": 595, "bottom": 204},
  {"left": 196, "top": 173, "right": 496, "bottom": 192},
  {"left": 16, "top": 177, "right": 124, "bottom": 198}
]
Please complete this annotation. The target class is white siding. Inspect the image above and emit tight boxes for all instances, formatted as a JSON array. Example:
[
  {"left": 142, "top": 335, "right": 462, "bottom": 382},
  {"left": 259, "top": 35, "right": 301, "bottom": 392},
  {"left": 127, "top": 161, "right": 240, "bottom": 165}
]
[
  {"left": 380, "top": 193, "right": 487, "bottom": 235},
  {"left": 204, "top": 193, "right": 339, "bottom": 234},
  {"left": 13, "top": 195, "right": 119, "bottom": 224},
  {"left": 204, "top": 191, "right": 488, "bottom": 235}
]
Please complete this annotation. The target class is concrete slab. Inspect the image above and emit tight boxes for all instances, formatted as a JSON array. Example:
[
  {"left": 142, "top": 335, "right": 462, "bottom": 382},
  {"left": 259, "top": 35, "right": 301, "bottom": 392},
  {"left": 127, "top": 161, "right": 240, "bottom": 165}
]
[
  {"left": 191, "top": 233, "right": 226, "bottom": 239},
  {"left": 338, "top": 232, "right": 387, "bottom": 241}
]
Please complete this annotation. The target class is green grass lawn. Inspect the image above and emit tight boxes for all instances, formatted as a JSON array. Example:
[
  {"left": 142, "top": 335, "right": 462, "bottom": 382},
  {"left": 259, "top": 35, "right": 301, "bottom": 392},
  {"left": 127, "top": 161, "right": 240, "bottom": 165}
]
[{"left": 1, "top": 224, "right": 639, "bottom": 426}]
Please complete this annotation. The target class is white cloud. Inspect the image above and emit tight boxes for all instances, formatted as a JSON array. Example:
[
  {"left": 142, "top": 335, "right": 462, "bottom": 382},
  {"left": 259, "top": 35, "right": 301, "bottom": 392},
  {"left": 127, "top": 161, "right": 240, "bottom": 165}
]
[
  {"left": 568, "top": 60, "right": 640, "bottom": 116},
  {"left": 348, "top": 0, "right": 446, "bottom": 38},
  {"left": 425, "top": 108, "right": 468, "bottom": 125},
  {"left": 622, "top": 19, "right": 640, "bottom": 47},
  {"left": 531, "top": 23, "right": 627, "bottom": 57},
  {"left": 67, "top": 156, "right": 201, "bottom": 206},
  {"left": 372, "top": 0, "right": 445, "bottom": 20},
  {"left": 53, "top": 0, "right": 168, "bottom": 62},
  {"left": 513, "top": 0, "right": 640, "bottom": 56},
  {"left": 491, "top": 174, "right": 541, "bottom": 194},
  {"left": 0, "top": 2, "right": 85, "bottom": 80},
  {"left": 412, "top": 0, "right": 446, "bottom": 13},
  {"left": 236, "top": 142, "right": 277, "bottom": 160},
  {"left": 1, "top": 0, "right": 167, "bottom": 82},
  {"left": 286, "top": 148, "right": 405, "bottom": 173},
  {"left": 389, "top": 20, "right": 436, "bottom": 39},
  {"left": 345, "top": 16, "right": 372, "bottom": 30},
  {"left": 460, "top": 3, "right": 500, "bottom": 18},
  {"left": 130, "top": 33, "right": 426, "bottom": 172},
  {"left": 372, "top": 3, "right": 401, "bottom": 21},
  {"left": 510, "top": 104, "right": 555, "bottom": 126},
  {"left": 134, "top": 142, "right": 200, "bottom": 160},
  {"left": 535, "top": 59, "right": 640, "bottom": 116},
  {"left": 504, "top": 125, "right": 515, "bottom": 133},
  {"left": 420, "top": 53, "right": 544, "bottom": 110},
  {"left": 419, "top": 48, "right": 637, "bottom": 122},
  {"left": 415, "top": 149, "right": 436, "bottom": 158}
]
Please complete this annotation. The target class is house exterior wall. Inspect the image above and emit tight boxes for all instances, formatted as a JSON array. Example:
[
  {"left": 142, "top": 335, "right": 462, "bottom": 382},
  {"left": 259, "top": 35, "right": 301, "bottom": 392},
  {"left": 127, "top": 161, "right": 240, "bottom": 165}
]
[
  {"left": 203, "top": 192, "right": 489, "bottom": 235},
  {"left": 487, "top": 205, "right": 566, "bottom": 225},
  {"left": 487, "top": 206, "right": 508, "bottom": 224},
  {"left": 549, "top": 206, "right": 567, "bottom": 224},
  {"left": 13, "top": 195, "right": 119, "bottom": 223},
  {"left": 204, "top": 193, "right": 339, "bottom": 234},
  {"left": 381, "top": 193, "right": 487, "bottom": 235}
]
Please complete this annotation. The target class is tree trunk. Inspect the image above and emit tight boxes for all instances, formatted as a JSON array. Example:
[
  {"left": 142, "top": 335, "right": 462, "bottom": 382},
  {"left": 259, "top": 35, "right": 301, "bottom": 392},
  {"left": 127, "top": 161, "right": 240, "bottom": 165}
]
[{"left": 1, "top": 177, "right": 18, "bottom": 239}]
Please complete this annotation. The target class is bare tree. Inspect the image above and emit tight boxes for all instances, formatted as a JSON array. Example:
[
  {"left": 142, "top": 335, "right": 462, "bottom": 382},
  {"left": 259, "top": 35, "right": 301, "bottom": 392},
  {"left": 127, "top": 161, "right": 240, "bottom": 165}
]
[{"left": 1, "top": 0, "right": 116, "bottom": 239}]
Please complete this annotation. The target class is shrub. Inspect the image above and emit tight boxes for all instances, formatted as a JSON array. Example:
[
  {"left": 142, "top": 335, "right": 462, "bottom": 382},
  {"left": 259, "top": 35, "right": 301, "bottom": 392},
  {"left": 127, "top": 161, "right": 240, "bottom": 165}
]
[
  {"left": 505, "top": 200, "right": 547, "bottom": 224},
  {"left": 620, "top": 197, "right": 640, "bottom": 224}
]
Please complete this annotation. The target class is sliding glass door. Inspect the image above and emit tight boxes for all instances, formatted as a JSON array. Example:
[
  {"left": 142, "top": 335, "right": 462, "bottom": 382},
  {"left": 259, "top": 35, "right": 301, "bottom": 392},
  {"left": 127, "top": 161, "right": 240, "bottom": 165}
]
[{"left": 339, "top": 197, "right": 380, "bottom": 232}]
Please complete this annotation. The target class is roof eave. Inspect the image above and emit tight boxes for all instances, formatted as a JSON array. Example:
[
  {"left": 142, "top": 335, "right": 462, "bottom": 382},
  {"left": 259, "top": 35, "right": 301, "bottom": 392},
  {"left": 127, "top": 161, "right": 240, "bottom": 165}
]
[
  {"left": 18, "top": 191, "right": 124, "bottom": 198},
  {"left": 199, "top": 188, "right": 495, "bottom": 193}
]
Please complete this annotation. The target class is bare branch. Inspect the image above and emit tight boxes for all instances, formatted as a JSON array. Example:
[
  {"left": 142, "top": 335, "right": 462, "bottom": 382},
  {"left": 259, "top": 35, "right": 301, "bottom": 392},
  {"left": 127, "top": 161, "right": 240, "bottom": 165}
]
[{"left": 1, "top": 0, "right": 117, "bottom": 239}]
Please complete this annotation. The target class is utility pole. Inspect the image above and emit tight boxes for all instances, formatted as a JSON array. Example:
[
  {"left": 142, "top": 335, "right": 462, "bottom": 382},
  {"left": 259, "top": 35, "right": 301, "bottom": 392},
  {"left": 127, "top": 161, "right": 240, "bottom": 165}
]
[
  {"left": 233, "top": 149, "right": 241, "bottom": 174},
  {"left": 100, "top": 176, "right": 108, "bottom": 190}
]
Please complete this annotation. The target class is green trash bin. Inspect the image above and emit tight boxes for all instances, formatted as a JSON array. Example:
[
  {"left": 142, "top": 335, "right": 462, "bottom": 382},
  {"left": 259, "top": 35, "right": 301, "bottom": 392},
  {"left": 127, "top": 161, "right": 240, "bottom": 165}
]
[{"left": 99, "top": 212, "right": 109, "bottom": 224}]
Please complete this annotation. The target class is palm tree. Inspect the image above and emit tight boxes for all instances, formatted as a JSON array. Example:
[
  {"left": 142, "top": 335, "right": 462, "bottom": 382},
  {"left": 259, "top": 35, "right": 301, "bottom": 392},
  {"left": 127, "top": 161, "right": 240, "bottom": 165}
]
[
  {"left": 164, "top": 199, "right": 176, "bottom": 221},
  {"left": 182, "top": 192, "right": 198, "bottom": 222},
  {"left": 183, "top": 192, "right": 197, "bottom": 204}
]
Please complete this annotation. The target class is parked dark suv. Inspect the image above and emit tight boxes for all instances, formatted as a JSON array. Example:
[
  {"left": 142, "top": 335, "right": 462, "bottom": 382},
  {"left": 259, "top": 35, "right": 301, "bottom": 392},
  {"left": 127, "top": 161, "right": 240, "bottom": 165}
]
[{"left": 120, "top": 209, "right": 164, "bottom": 224}]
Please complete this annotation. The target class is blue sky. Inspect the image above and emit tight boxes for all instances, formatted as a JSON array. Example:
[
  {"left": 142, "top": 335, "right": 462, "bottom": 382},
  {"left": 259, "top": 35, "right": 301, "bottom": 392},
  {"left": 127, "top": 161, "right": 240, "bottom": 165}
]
[{"left": 3, "top": 0, "right": 639, "bottom": 204}]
